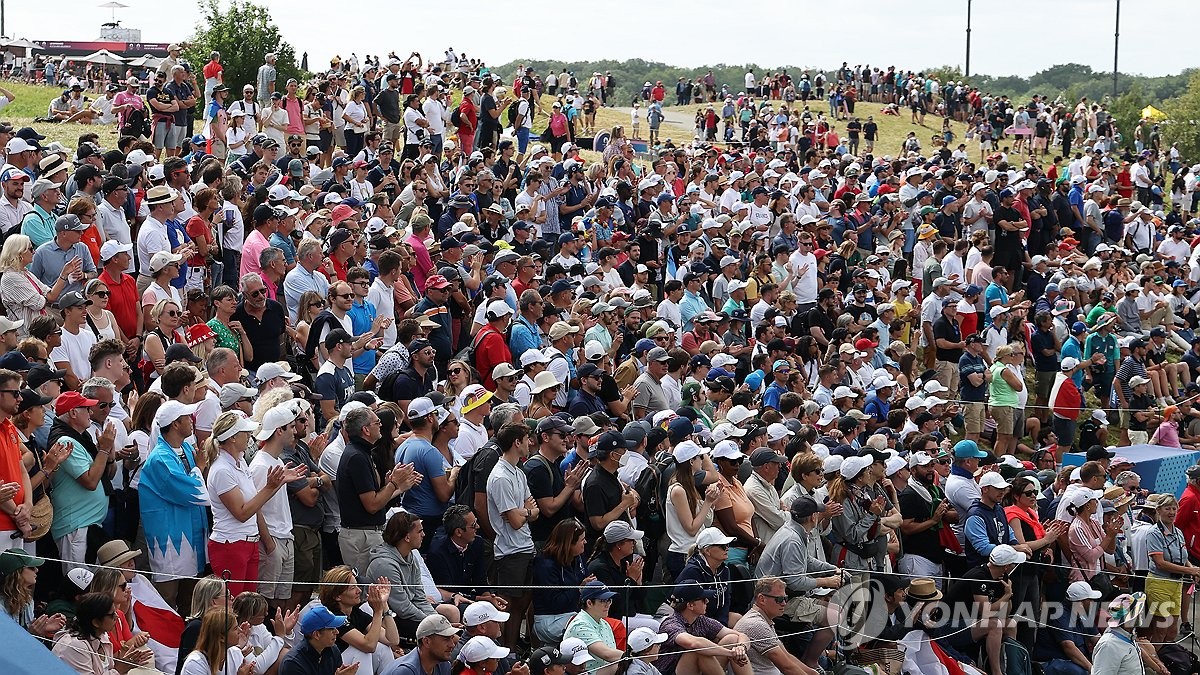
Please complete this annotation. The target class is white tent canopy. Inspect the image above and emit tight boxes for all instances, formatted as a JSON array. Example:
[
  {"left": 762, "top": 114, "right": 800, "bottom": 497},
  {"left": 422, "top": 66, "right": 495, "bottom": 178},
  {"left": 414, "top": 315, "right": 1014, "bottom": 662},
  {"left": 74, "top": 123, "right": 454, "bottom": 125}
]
[
  {"left": 126, "top": 54, "right": 161, "bottom": 68},
  {"left": 78, "top": 49, "right": 126, "bottom": 65}
]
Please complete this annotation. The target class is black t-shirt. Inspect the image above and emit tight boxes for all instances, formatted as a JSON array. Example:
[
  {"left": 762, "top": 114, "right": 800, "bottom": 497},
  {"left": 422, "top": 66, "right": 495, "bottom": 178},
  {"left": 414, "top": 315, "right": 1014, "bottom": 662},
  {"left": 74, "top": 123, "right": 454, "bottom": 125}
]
[
  {"left": 1052, "top": 192, "right": 1076, "bottom": 232},
  {"left": 801, "top": 306, "right": 835, "bottom": 338},
  {"left": 147, "top": 85, "right": 175, "bottom": 120},
  {"left": 479, "top": 94, "right": 498, "bottom": 134},
  {"left": 1128, "top": 393, "right": 1154, "bottom": 431},
  {"left": 846, "top": 121, "right": 861, "bottom": 139},
  {"left": 932, "top": 315, "right": 963, "bottom": 362},
  {"left": 898, "top": 485, "right": 944, "bottom": 564},
  {"left": 233, "top": 300, "right": 286, "bottom": 370},
  {"left": 582, "top": 464, "right": 626, "bottom": 544},
  {"left": 863, "top": 122, "right": 878, "bottom": 140},
  {"left": 942, "top": 564, "right": 1005, "bottom": 614},
  {"left": 334, "top": 605, "right": 374, "bottom": 652},
  {"left": 995, "top": 205, "right": 1024, "bottom": 245},
  {"left": 524, "top": 453, "right": 571, "bottom": 543},
  {"left": 845, "top": 302, "right": 877, "bottom": 324},
  {"left": 337, "top": 441, "right": 385, "bottom": 527}
]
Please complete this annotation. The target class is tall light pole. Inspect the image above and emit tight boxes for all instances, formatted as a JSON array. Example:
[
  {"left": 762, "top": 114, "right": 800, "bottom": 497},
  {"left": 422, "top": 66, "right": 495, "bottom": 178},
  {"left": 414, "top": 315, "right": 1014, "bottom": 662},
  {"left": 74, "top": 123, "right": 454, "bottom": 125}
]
[
  {"left": 1113, "top": 0, "right": 1120, "bottom": 97},
  {"left": 965, "top": 0, "right": 972, "bottom": 78}
]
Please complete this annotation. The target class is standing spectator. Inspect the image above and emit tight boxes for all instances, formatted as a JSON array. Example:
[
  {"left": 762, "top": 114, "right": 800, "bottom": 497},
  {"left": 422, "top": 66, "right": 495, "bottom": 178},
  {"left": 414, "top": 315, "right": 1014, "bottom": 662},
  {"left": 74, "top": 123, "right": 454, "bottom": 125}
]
[
  {"left": 204, "top": 408, "right": 303, "bottom": 596},
  {"left": 335, "top": 406, "right": 417, "bottom": 575},
  {"left": 49, "top": 390, "right": 112, "bottom": 573},
  {"left": 485, "top": 422, "right": 538, "bottom": 651}
]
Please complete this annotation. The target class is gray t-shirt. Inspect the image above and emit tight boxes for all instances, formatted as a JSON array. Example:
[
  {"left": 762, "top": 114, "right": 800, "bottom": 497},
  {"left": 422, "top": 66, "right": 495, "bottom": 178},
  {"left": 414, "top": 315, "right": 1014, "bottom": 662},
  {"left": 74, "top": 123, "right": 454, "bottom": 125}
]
[
  {"left": 734, "top": 607, "right": 783, "bottom": 675},
  {"left": 486, "top": 456, "right": 533, "bottom": 557},
  {"left": 256, "top": 63, "right": 277, "bottom": 103},
  {"left": 633, "top": 372, "right": 668, "bottom": 416},
  {"left": 1116, "top": 297, "right": 1142, "bottom": 333}
]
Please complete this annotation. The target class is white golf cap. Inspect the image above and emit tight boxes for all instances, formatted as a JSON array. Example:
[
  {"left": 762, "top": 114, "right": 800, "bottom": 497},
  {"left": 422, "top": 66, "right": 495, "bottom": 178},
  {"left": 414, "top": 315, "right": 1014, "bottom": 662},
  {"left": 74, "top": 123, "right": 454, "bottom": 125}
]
[
  {"left": 907, "top": 451, "right": 935, "bottom": 468},
  {"left": 485, "top": 300, "right": 514, "bottom": 320},
  {"left": 726, "top": 404, "right": 757, "bottom": 425},
  {"left": 978, "top": 471, "right": 1011, "bottom": 490},
  {"left": 460, "top": 636, "right": 510, "bottom": 664},
  {"left": 695, "top": 526, "right": 736, "bottom": 548},
  {"left": 99, "top": 240, "right": 133, "bottom": 261},
  {"left": 254, "top": 402, "right": 299, "bottom": 441},
  {"left": 840, "top": 455, "right": 873, "bottom": 479},
  {"left": 711, "top": 440, "right": 746, "bottom": 460},
  {"left": 154, "top": 400, "right": 198, "bottom": 429},
  {"left": 406, "top": 397, "right": 438, "bottom": 420},
  {"left": 1066, "top": 581, "right": 1103, "bottom": 601},
  {"left": 463, "top": 601, "right": 510, "bottom": 626},
  {"left": 672, "top": 440, "right": 707, "bottom": 464},
  {"left": 823, "top": 455, "right": 844, "bottom": 474},
  {"left": 627, "top": 627, "right": 669, "bottom": 654},
  {"left": 520, "top": 350, "right": 550, "bottom": 367},
  {"left": 766, "top": 422, "right": 794, "bottom": 442},
  {"left": 817, "top": 405, "right": 840, "bottom": 426},
  {"left": 710, "top": 422, "right": 747, "bottom": 443},
  {"left": 989, "top": 544, "right": 1028, "bottom": 566},
  {"left": 257, "top": 361, "right": 302, "bottom": 383}
]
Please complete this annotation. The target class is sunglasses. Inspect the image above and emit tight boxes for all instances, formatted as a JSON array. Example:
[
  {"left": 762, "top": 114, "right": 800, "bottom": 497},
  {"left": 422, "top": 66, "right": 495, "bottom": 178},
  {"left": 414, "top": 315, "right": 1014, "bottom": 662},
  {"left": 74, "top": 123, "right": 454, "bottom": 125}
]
[
  {"left": 448, "top": 368, "right": 464, "bottom": 375},
  {"left": 936, "top": 459, "right": 950, "bottom": 465},
  {"left": 96, "top": 401, "right": 114, "bottom": 410},
  {"left": 164, "top": 310, "right": 180, "bottom": 317},
  {"left": 91, "top": 290, "right": 110, "bottom": 297},
  {"left": 309, "top": 301, "right": 325, "bottom": 308},
  {"left": 335, "top": 293, "right": 354, "bottom": 299},
  {"left": 764, "top": 594, "right": 789, "bottom": 604}
]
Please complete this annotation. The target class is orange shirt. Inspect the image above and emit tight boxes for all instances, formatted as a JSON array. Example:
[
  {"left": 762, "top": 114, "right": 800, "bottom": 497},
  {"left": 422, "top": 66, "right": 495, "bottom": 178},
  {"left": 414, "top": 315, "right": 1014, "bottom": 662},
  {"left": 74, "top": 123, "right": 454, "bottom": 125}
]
[
  {"left": 81, "top": 225, "right": 103, "bottom": 265},
  {"left": 0, "top": 418, "right": 26, "bottom": 531}
]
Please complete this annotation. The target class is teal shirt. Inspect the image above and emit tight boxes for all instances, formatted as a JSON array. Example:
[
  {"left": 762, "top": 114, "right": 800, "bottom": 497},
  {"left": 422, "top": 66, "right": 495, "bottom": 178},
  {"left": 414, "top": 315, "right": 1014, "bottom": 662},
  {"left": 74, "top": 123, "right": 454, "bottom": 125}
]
[
  {"left": 562, "top": 610, "right": 617, "bottom": 673},
  {"left": 584, "top": 323, "right": 613, "bottom": 352},
  {"left": 21, "top": 205, "right": 56, "bottom": 249},
  {"left": 50, "top": 437, "right": 108, "bottom": 540}
]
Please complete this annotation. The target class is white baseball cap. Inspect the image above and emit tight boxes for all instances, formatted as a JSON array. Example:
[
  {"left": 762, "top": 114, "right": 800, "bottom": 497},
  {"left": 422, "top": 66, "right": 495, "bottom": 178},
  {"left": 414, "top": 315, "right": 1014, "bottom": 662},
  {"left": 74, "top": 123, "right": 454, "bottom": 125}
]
[
  {"left": 989, "top": 544, "right": 1028, "bottom": 566},
  {"left": 672, "top": 440, "right": 707, "bottom": 464},
  {"left": 711, "top": 440, "right": 745, "bottom": 460},
  {"left": 1066, "top": 581, "right": 1103, "bottom": 601},
  {"left": 460, "top": 636, "right": 510, "bottom": 664},
  {"left": 766, "top": 422, "right": 794, "bottom": 442},
  {"left": 254, "top": 402, "right": 299, "bottom": 441},
  {"left": 463, "top": 601, "right": 510, "bottom": 627},
  {"left": 710, "top": 422, "right": 747, "bottom": 443},
  {"left": 695, "top": 527, "right": 736, "bottom": 548},
  {"left": 823, "top": 455, "right": 844, "bottom": 475},
  {"left": 978, "top": 471, "right": 1011, "bottom": 490},
  {"left": 154, "top": 400, "right": 198, "bottom": 429},
  {"left": 627, "top": 627, "right": 669, "bottom": 654},
  {"left": 726, "top": 404, "right": 757, "bottom": 426},
  {"left": 560, "top": 637, "right": 591, "bottom": 665},
  {"left": 406, "top": 397, "right": 437, "bottom": 420}
]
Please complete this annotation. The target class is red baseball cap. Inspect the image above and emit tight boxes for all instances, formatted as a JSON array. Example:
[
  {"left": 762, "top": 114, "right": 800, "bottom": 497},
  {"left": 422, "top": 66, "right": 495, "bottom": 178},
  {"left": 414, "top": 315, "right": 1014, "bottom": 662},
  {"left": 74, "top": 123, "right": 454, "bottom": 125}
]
[
  {"left": 56, "top": 391, "right": 99, "bottom": 416},
  {"left": 426, "top": 275, "right": 451, "bottom": 290},
  {"left": 854, "top": 338, "right": 879, "bottom": 351}
]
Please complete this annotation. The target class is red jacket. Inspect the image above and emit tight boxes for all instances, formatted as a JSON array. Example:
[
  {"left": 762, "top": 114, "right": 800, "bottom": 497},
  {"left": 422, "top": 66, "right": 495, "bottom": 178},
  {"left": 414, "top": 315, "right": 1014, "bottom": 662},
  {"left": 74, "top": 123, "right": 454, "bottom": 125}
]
[
  {"left": 474, "top": 325, "right": 512, "bottom": 390},
  {"left": 1177, "top": 482, "right": 1200, "bottom": 561}
]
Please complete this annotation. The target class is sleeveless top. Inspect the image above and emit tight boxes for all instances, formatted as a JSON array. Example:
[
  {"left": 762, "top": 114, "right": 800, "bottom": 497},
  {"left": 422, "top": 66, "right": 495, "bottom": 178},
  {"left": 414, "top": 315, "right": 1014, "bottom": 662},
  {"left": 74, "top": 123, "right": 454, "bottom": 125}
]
[{"left": 989, "top": 361, "right": 1018, "bottom": 407}]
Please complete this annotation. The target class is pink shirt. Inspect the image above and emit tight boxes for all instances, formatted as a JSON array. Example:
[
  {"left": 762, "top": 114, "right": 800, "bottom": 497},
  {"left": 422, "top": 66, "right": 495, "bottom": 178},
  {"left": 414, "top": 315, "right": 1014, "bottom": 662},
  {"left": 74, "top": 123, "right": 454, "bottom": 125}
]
[
  {"left": 241, "top": 230, "right": 270, "bottom": 279},
  {"left": 113, "top": 91, "right": 143, "bottom": 128},
  {"left": 284, "top": 96, "right": 304, "bottom": 136},
  {"left": 1153, "top": 420, "right": 1181, "bottom": 448},
  {"left": 258, "top": 271, "right": 278, "bottom": 302},
  {"left": 405, "top": 234, "right": 432, "bottom": 293}
]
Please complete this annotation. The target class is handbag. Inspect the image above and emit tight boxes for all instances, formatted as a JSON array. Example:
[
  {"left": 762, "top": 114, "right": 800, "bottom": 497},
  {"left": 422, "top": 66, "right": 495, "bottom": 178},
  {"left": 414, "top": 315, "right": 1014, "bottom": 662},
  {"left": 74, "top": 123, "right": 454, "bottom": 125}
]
[
  {"left": 1068, "top": 548, "right": 1118, "bottom": 600},
  {"left": 25, "top": 494, "right": 52, "bottom": 541}
]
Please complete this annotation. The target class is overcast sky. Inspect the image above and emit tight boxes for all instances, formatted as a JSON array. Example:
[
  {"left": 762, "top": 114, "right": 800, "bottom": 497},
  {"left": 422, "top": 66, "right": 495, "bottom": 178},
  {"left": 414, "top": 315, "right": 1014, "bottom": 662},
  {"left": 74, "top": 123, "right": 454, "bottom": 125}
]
[{"left": 12, "top": 0, "right": 1194, "bottom": 79}]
